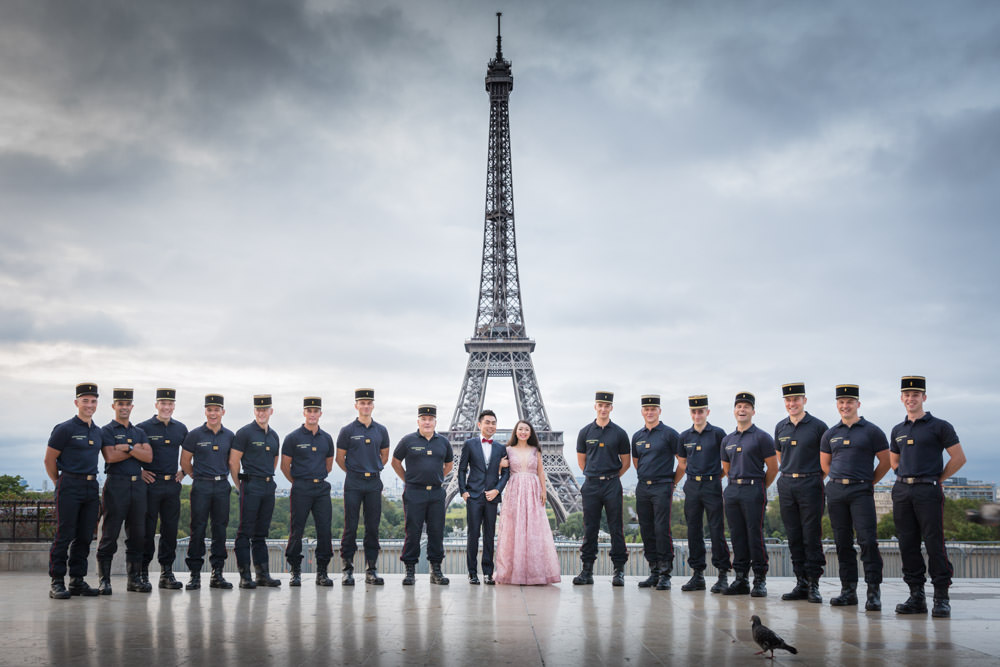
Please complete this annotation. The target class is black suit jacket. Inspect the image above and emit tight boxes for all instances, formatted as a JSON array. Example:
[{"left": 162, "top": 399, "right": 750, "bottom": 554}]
[{"left": 457, "top": 437, "right": 510, "bottom": 502}]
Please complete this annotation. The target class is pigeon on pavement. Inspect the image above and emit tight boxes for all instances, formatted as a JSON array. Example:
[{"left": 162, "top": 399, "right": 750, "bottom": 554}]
[{"left": 750, "top": 615, "right": 798, "bottom": 659}]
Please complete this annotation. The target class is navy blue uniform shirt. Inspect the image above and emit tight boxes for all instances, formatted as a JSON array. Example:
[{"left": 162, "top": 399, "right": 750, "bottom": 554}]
[
  {"left": 48, "top": 416, "right": 102, "bottom": 475},
  {"left": 182, "top": 423, "right": 235, "bottom": 478},
  {"left": 821, "top": 418, "right": 889, "bottom": 481},
  {"left": 721, "top": 424, "right": 777, "bottom": 480},
  {"left": 393, "top": 432, "right": 453, "bottom": 486},
  {"left": 677, "top": 423, "right": 726, "bottom": 477},
  {"left": 890, "top": 412, "right": 959, "bottom": 478},
  {"left": 774, "top": 412, "right": 828, "bottom": 475},
  {"left": 138, "top": 415, "right": 187, "bottom": 475},
  {"left": 631, "top": 422, "right": 681, "bottom": 482},
  {"left": 233, "top": 421, "right": 280, "bottom": 477},
  {"left": 336, "top": 419, "right": 391, "bottom": 474},
  {"left": 577, "top": 420, "right": 630, "bottom": 477},
  {"left": 101, "top": 420, "right": 148, "bottom": 476},
  {"left": 281, "top": 425, "right": 334, "bottom": 480}
]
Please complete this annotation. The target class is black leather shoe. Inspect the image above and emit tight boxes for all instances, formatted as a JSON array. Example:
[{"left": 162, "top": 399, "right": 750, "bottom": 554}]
[
  {"left": 342, "top": 566, "right": 355, "bottom": 587},
  {"left": 468, "top": 573, "right": 481, "bottom": 585},
  {"left": 127, "top": 562, "right": 152, "bottom": 593},
  {"left": 830, "top": 582, "right": 858, "bottom": 606},
  {"left": 315, "top": 567, "right": 333, "bottom": 587},
  {"left": 97, "top": 561, "right": 113, "bottom": 596},
  {"left": 781, "top": 576, "right": 809, "bottom": 601},
  {"left": 611, "top": 567, "right": 625, "bottom": 587},
  {"left": 254, "top": 564, "right": 281, "bottom": 587},
  {"left": 364, "top": 563, "right": 384, "bottom": 586},
  {"left": 750, "top": 575, "right": 767, "bottom": 598},
  {"left": 807, "top": 576, "right": 822, "bottom": 603},
  {"left": 484, "top": 574, "right": 495, "bottom": 585},
  {"left": 723, "top": 572, "right": 750, "bottom": 596},
  {"left": 681, "top": 570, "right": 706, "bottom": 591},
  {"left": 655, "top": 573, "right": 671, "bottom": 591},
  {"left": 139, "top": 564, "right": 152, "bottom": 590},
  {"left": 186, "top": 572, "right": 201, "bottom": 590},
  {"left": 159, "top": 566, "right": 183, "bottom": 590},
  {"left": 430, "top": 564, "right": 450, "bottom": 585},
  {"left": 895, "top": 584, "right": 927, "bottom": 614},
  {"left": 932, "top": 586, "right": 951, "bottom": 618},
  {"left": 68, "top": 576, "right": 99, "bottom": 597},
  {"left": 209, "top": 568, "right": 233, "bottom": 590},
  {"left": 638, "top": 565, "right": 660, "bottom": 589},
  {"left": 50, "top": 578, "right": 71, "bottom": 600},
  {"left": 402, "top": 564, "right": 415, "bottom": 586},
  {"left": 865, "top": 584, "right": 881, "bottom": 611},
  {"left": 710, "top": 571, "right": 729, "bottom": 594},
  {"left": 289, "top": 566, "right": 302, "bottom": 587},
  {"left": 572, "top": 565, "right": 594, "bottom": 585},
  {"left": 238, "top": 565, "right": 257, "bottom": 589}
]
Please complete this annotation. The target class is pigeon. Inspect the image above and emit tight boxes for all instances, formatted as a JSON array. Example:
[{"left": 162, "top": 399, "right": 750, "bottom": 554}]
[{"left": 750, "top": 615, "right": 797, "bottom": 659}]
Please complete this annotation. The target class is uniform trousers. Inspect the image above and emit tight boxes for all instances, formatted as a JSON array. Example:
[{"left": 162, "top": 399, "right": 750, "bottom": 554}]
[
  {"left": 143, "top": 475, "right": 181, "bottom": 567},
  {"left": 401, "top": 485, "right": 445, "bottom": 565},
  {"left": 235, "top": 478, "right": 276, "bottom": 567},
  {"left": 49, "top": 475, "right": 100, "bottom": 578},
  {"left": 580, "top": 476, "right": 628, "bottom": 567},
  {"left": 724, "top": 481, "right": 769, "bottom": 576},
  {"left": 97, "top": 474, "right": 147, "bottom": 564},
  {"left": 827, "top": 481, "right": 882, "bottom": 584},
  {"left": 683, "top": 476, "right": 731, "bottom": 572},
  {"left": 777, "top": 474, "right": 826, "bottom": 579},
  {"left": 341, "top": 473, "right": 383, "bottom": 564},
  {"left": 635, "top": 479, "right": 673, "bottom": 567},
  {"left": 186, "top": 478, "right": 230, "bottom": 571},
  {"left": 892, "top": 481, "right": 952, "bottom": 587},
  {"left": 286, "top": 479, "right": 333, "bottom": 568},
  {"left": 464, "top": 494, "right": 499, "bottom": 575}
]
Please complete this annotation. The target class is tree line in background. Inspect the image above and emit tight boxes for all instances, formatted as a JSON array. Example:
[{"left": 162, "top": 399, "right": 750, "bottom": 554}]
[{"left": 2, "top": 474, "right": 997, "bottom": 542}]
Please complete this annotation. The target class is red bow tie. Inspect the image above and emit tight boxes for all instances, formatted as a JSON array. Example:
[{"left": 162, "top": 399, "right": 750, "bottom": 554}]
[{"left": 483, "top": 439, "right": 493, "bottom": 444}]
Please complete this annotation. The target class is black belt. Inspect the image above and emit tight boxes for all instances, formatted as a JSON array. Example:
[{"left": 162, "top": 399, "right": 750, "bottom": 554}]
[
  {"left": 295, "top": 478, "right": 327, "bottom": 484},
  {"left": 239, "top": 474, "right": 273, "bottom": 482},
  {"left": 407, "top": 483, "right": 441, "bottom": 490},
  {"left": 784, "top": 472, "right": 823, "bottom": 478},
  {"left": 641, "top": 478, "right": 674, "bottom": 485},
  {"left": 60, "top": 472, "right": 97, "bottom": 481},
  {"left": 732, "top": 478, "right": 761, "bottom": 485},
  {"left": 689, "top": 474, "right": 717, "bottom": 482},
  {"left": 194, "top": 475, "right": 227, "bottom": 482},
  {"left": 830, "top": 478, "right": 868, "bottom": 485},
  {"left": 108, "top": 473, "right": 143, "bottom": 482},
  {"left": 348, "top": 471, "right": 379, "bottom": 478},
  {"left": 588, "top": 475, "right": 618, "bottom": 481},
  {"left": 153, "top": 474, "right": 177, "bottom": 482},
  {"left": 898, "top": 477, "right": 939, "bottom": 485}
]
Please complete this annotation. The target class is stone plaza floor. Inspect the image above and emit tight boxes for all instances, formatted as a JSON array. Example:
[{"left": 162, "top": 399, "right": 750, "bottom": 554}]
[{"left": 2, "top": 573, "right": 999, "bottom": 666}]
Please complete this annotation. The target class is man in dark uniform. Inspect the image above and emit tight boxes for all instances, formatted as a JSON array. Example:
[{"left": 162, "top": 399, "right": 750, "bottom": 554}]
[
  {"left": 632, "top": 395, "right": 684, "bottom": 590},
  {"left": 97, "top": 388, "right": 154, "bottom": 594},
  {"left": 180, "top": 393, "right": 235, "bottom": 590},
  {"left": 891, "top": 376, "right": 967, "bottom": 618},
  {"left": 574, "top": 391, "right": 631, "bottom": 587},
  {"left": 139, "top": 388, "right": 187, "bottom": 590},
  {"left": 458, "top": 409, "right": 510, "bottom": 585},
  {"left": 281, "top": 396, "right": 335, "bottom": 587},
  {"left": 229, "top": 394, "right": 281, "bottom": 589},
  {"left": 774, "top": 382, "right": 828, "bottom": 604},
  {"left": 678, "top": 395, "right": 731, "bottom": 593},
  {"left": 43, "top": 382, "right": 103, "bottom": 599},
  {"left": 391, "top": 404, "right": 454, "bottom": 586},
  {"left": 336, "top": 388, "right": 391, "bottom": 586},
  {"left": 820, "top": 384, "right": 890, "bottom": 611},
  {"left": 721, "top": 392, "right": 778, "bottom": 597}
]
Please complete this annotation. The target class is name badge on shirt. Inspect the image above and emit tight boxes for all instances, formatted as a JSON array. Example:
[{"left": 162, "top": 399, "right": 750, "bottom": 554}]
[
  {"left": 165, "top": 440, "right": 171, "bottom": 444},
  {"left": 791, "top": 440, "right": 797, "bottom": 446},
  {"left": 265, "top": 447, "right": 270, "bottom": 451},
  {"left": 427, "top": 450, "right": 433, "bottom": 455},
  {"left": 127, "top": 439, "right": 132, "bottom": 444},
  {"left": 645, "top": 444, "right": 650, "bottom": 449},
  {"left": 696, "top": 446, "right": 701, "bottom": 451},
  {"left": 312, "top": 447, "right": 317, "bottom": 452},
  {"left": 908, "top": 439, "right": 914, "bottom": 445},
  {"left": 843, "top": 440, "right": 850, "bottom": 446},
  {"left": 366, "top": 439, "right": 371, "bottom": 444},
  {"left": 89, "top": 440, "right": 94, "bottom": 445},
  {"left": 599, "top": 442, "right": 605, "bottom": 447},
  {"left": 213, "top": 445, "right": 219, "bottom": 451},
  {"left": 737, "top": 447, "right": 742, "bottom": 452}
]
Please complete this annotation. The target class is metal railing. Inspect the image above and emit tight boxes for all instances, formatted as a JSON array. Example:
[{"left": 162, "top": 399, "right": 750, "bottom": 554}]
[{"left": 0, "top": 500, "right": 57, "bottom": 542}]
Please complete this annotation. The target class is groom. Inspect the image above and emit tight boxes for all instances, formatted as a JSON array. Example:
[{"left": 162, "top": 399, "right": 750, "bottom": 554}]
[{"left": 458, "top": 409, "right": 510, "bottom": 585}]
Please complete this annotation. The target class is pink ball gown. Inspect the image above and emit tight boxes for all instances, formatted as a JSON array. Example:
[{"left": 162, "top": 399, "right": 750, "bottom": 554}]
[{"left": 494, "top": 446, "right": 561, "bottom": 584}]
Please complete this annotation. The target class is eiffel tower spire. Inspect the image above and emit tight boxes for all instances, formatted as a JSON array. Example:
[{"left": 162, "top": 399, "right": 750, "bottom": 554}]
[{"left": 444, "top": 13, "right": 582, "bottom": 522}]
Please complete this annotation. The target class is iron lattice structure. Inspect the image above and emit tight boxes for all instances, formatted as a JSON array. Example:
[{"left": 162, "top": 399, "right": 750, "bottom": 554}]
[{"left": 443, "top": 14, "right": 582, "bottom": 523}]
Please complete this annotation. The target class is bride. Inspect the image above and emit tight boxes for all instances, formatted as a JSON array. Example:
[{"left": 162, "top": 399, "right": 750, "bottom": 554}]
[{"left": 494, "top": 420, "right": 561, "bottom": 585}]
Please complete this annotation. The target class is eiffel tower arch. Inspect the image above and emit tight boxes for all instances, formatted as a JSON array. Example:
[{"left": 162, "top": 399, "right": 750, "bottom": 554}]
[{"left": 443, "top": 14, "right": 582, "bottom": 524}]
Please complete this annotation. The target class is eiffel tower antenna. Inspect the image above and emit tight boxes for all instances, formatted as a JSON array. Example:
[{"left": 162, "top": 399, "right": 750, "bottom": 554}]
[{"left": 444, "top": 14, "right": 582, "bottom": 522}]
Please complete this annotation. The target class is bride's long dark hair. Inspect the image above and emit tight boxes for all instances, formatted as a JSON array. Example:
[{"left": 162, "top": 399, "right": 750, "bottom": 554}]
[{"left": 512, "top": 420, "right": 540, "bottom": 449}]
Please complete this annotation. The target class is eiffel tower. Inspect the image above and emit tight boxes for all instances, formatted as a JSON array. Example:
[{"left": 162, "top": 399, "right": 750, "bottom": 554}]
[{"left": 443, "top": 13, "right": 582, "bottom": 523}]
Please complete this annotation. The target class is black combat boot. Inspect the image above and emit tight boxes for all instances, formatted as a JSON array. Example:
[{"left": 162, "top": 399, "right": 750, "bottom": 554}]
[
  {"left": 342, "top": 561, "right": 355, "bottom": 586},
  {"left": 402, "top": 563, "right": 416, "bottom": 586},
  {"left": 895, "top": 583, "right": 928, "bottom": 614},
  {"left": 807, "top": 576, "right": 823, "bottom": 603},
  {"left": 139, "top": 563, "right": 152, "bottom": 590},
  {"left": 750, "top": 573, "right": 767, "bottom": 598},
  {"left": 865, "top": 584, "right": 881, "bottom": 611},
  {"left": 638, "top": 563, "right": 660, "bottom": 589},
  {"left": 572, "top": 563, "right": 594, "bottom": 585},
  {"left": 127, "top": 562, "right": 152, "bottom": 593},
  {"left": 830, "top": 581, "right": 858, "bottom": 606},
  {"left": 611, "top": 566, "right": 625, "bottom": 587},
  {"left": 209, "top": 567, "right": 233, "bottom": 590},
  {"left": 430, "top": 562, "right": 450, "bottom": 585},
  {"left": 932, "top": 585, "right": 951, "bottom": 618},
  {"left": 365, "top": 561, "right": 384, "bottom": 585},
  {"left": 68, "top": 576, "right": 99, "bottom": 597},
  {"left": 49, "top": 578, "right": 71, "bottom": 600},
  {"left": 655, "top": 562, "right": 672, "bottom": 591},
  {"left": 237, "top": 564, "right": 257, "bottom": 589},
  {"left": 288, "top": 565, "right": 302, "bottom": 587},
  {"left": 723, "top": 571, "right": 750, "bottom": 595},
  {"left": 710, "top": 570, "right": 729, "bottom": 594},
  {"left": 186, "top": 570, "right": 201, "bottom": 590},
  {"left": 781, "top": 575, "right": 809, "bottom": 601},
  {"left": 97, "top": 561, "right": 113, "bottom": 596},
  {"left": 254, "top": 564, "right": 281, "bottom": 587},
  {"left": 159, "top": 565, "right": 183, "bottom": 590},
  {"left": 681, "top": 570, "right": 705, "bottom": 591},
  {"left": 315, "top": 564, "right": 333, "bottom": 587}
]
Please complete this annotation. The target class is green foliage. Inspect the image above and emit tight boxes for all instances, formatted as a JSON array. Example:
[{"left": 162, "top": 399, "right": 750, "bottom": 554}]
[
  {"left": 877, "top": 512, "right": 896, "bottom": 540},
  {"left": 0, "top": 475, "right": 28, "bottom": 498}
]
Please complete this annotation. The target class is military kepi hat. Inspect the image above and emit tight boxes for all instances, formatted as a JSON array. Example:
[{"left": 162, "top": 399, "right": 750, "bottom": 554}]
[
  {"left": 595, "top": 390, "right": 614, "bottom": 404},
  {"left": 155, "top": 388, "right": 176, "bottom": 401},
  {"left": 253, "top": 394, "right": 272, "bottom": 408},
  {"left": 205, "top": 393, "right": 225, "bottom": 407},
  {"left": 355, "top": 388, "right": 375, "bottom": 401},
  {"left": 836, "top": 384, "right": 860, "bottom": 399},
  {"left": 688, "top": 395, "right": 708, "bottom": 409},
  {"left": 76, "top": 382, "right": 99, "bottom": 398},
  {"left": 304, "top": 396, "right": 322, "bottom": 409},
  {"left": 734, "top": 391, "right": 755, "bottom": 407},
  {"left": 640, "top": 394, "right": 660, "bottom": 407},
  {"left": 901, "top": 376, "right": 926, "bottom": 392},
  {"left": 418, "top": 404, "right": 437, "bottom": 417},
  {"left": 782, "top": 382, "right": 806, "bottom": 397},
  {"left": 112, "top": 388, "right": 134, "bottom": 402}
]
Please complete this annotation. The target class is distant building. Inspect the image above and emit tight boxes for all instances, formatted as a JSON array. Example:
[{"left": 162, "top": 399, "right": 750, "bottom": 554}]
[
  {"left": 874, "top": 483, "right": 893, "bottom": 519},
  {"left": 942, "top": 477, "right": 996, "bottom": 502}
]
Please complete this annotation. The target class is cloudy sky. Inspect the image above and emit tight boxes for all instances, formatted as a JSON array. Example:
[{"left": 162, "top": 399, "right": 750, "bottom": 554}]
[{"left": 2, "top": 0, "right": 998, "bottom": 490}]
